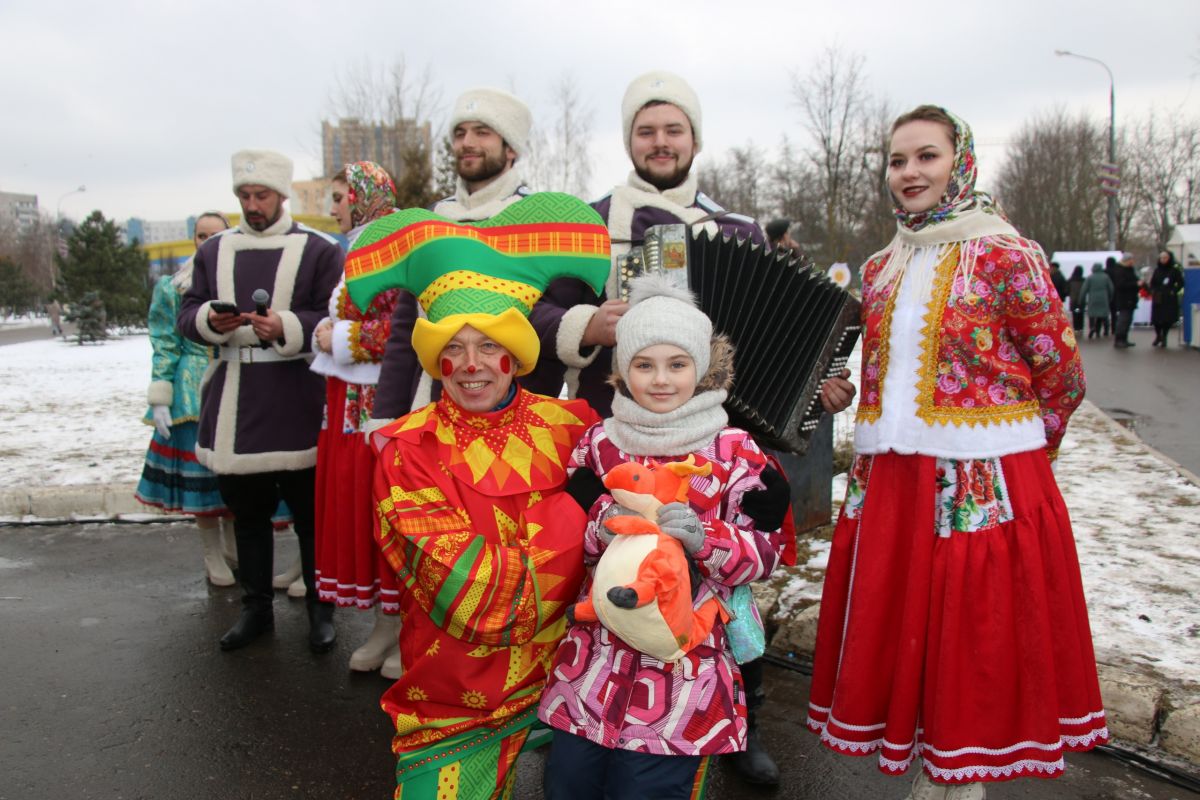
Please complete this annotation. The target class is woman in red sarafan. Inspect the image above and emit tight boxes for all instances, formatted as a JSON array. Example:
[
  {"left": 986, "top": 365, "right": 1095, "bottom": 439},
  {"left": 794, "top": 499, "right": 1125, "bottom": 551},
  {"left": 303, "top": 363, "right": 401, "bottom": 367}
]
[
  {"left": 806, "top": 106, "right": 1106, "bottom": 800},
  {"left": 309, "top": 162, "right": 406, "bottom": 674}
]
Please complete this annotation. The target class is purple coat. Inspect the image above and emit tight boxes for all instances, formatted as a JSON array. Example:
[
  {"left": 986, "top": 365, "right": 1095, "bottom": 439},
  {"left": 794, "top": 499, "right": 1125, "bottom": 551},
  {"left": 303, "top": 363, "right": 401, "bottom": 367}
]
[{"left": 178, "top": 217, "right": 343, "bottom": 474}]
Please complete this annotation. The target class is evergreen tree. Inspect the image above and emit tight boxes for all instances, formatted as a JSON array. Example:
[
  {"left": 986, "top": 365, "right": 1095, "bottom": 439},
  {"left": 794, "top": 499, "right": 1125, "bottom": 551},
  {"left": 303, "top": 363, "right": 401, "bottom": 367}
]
[
  {"left": 55, "top": 210, "right": 151, "bottom": 329},
  {"left": 0, "top": 256, "right": 37, "bottom": 315},
  {"left": 63, "top": 290, "right": 108, "bottom": 344}
]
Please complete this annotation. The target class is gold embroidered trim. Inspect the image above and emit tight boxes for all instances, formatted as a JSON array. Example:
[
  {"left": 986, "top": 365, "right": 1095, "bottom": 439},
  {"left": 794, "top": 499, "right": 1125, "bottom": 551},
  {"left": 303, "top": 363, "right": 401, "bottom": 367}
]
[
  {"left": 855, "top": 255, "right": 900, "bottom": 425},
  {"left": 913, "top": 245, "right": 1040, "bottom": 428}
]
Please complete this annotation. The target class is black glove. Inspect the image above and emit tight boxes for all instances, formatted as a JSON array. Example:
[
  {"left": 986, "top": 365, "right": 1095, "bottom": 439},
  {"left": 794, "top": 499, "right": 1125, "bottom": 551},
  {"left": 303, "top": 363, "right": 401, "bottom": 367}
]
[
  {"left": 740, "top": 466, "right": 791, "bottom": 531},
  {"left": 565, "top": 467, "right": 606, "bottom": 512}
]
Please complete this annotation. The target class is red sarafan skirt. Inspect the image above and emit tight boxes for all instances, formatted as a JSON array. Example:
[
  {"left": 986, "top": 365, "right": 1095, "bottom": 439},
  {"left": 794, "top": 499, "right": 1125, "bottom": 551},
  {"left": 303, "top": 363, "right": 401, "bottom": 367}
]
[
  {"left": 315, "top": 377, "right": 399, "bottom": 614},
  {"left": 807, "top": 449, "right": 1107, "bottom": 784}
]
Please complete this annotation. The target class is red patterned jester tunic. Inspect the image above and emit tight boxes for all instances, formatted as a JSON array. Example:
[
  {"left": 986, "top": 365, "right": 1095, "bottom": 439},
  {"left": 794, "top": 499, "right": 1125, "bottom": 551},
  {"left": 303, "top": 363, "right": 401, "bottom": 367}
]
[{"left": 371, "top": 387, "right": 599, "bottom": 792}]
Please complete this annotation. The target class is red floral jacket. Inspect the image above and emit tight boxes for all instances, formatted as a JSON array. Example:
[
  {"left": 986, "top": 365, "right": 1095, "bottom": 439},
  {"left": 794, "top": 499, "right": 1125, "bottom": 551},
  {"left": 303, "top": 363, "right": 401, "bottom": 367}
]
[{"left": 856, "top": 240, "right": 1085, "bottom": 458}]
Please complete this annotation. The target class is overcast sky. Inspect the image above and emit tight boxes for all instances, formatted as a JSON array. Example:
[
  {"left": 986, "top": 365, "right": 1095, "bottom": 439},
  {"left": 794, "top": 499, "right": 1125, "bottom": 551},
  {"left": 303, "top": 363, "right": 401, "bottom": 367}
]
[{"left": 2, "top": 0, "right": 1196, "bottom": 224}]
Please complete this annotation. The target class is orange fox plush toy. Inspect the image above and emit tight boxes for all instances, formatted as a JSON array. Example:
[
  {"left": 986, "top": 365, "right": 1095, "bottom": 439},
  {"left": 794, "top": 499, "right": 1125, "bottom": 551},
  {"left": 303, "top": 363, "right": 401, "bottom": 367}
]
[{"left": 569, "top": 457, "right": 730, "bottom": 662}]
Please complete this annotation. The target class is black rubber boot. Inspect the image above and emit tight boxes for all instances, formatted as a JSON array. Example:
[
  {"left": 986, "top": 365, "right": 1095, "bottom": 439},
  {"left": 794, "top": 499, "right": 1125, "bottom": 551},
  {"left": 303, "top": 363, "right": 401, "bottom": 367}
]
[
  {"left": 219, "top": 607, "right": 275, "bottom": 651},
  {"left": 220, "top": 522, "right": 274, "bottom": 651},
  {"left": 296, "top": 524, "right": 336, "bottom": 653},
  {"left": 733, "top": 659, "right": 780, "bottom": 785},
  {"left": 307, "top": 600, "right": 337, "bottom": 654},
  {"left": 733, "top": 710, "right": 781, "bottom": 785}
]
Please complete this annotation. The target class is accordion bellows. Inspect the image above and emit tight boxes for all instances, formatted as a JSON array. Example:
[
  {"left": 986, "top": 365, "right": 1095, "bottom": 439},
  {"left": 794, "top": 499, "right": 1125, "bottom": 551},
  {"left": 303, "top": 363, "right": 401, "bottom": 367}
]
[{"left": 619, "top": 227, "right": 862, "bottom": 453}]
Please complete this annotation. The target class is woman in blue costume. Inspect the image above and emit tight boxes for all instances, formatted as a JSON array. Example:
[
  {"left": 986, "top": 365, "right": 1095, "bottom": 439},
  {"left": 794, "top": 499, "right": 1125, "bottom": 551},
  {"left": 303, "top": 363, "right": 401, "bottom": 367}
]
[{"left": 135, "top": 213, "right": 240, "bottom": 585}]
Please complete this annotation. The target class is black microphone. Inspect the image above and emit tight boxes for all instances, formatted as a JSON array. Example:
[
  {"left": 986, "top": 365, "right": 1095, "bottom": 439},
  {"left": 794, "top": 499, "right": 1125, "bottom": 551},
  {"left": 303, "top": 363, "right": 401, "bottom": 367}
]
[{"left": 251, "top": 288, "right": 283, "bottom": 348}]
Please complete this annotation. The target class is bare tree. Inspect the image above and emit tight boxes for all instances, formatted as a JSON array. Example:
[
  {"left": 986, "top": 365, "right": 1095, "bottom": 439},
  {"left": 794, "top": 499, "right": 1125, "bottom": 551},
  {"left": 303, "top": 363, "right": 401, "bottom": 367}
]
[
  {"left": 1130, "top": 110, "right": 1200, "bottom": 245},
  {"left": 526, "top": 76, "right": 594, "bottom": 197},
  {"left": 788, "top": 47, "right": 892, "bottom": 265},
  {"left": 995, "top": 108, "right": 1108, "bottom": 252},
  {"left": 319, "top": 57, "right": 443, "bottom": 208},
  {"left": 326, "top": 57, "right": 440, "bottom": 128},
  {"left": 701, "top": 141, "right": 769, "bottom": 221}
]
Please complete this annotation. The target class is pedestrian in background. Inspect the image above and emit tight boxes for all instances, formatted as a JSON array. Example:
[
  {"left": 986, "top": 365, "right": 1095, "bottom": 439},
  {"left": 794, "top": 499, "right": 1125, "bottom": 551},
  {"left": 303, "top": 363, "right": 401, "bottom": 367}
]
[
  {"left": 45, "top": 299, "right": 63, "bottom": 336},
  {"left": 1067, "top": 264, "right": 1086, "bottom": 332},
  {"left": 1049, "top": 260, "right": 1068, "bottom": 301},
  {"left": 1083, "top": 263, "right": 1114, "bottom": 339},
  {"left": 1148, "top": 250, "right": 1185, "bottom": 347},
  {"left": 1111, "top": 254, "right": 1141, "bottom": 348}
]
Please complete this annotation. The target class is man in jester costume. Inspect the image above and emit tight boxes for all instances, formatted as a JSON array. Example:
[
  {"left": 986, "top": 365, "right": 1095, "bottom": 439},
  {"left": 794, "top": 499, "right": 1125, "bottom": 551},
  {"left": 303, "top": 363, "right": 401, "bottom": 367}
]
[{"left": 343, "top": 193, "right": 611, "bottom": 800}]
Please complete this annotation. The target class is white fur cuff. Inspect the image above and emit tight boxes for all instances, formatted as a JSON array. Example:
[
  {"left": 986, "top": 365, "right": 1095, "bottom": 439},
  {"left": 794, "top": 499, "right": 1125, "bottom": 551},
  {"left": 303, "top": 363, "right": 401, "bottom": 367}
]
[
  {"left": 555, "top": 304, "right": 602, "bottom": 369},
  {"left": 196, "top": 301, "right": 235, "bottom": 345},
  {"left": 273, "top": 311, "right": 305, "bottom": 357},
  {"left": 147, "top": 380, "right": 173, "bottom": 407},
  {"left": 331, "top": 319, "right": 357, "bottom": 366}
]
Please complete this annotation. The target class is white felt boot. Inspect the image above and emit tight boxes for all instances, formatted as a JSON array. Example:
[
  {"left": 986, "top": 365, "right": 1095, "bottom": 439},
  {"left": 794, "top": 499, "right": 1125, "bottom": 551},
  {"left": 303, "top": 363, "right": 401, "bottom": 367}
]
[
  {"left": 198, "top": 520, "right": 235, "bottom": 587},
  {"left": 349, "top": 612, "right": 402, "bottom": 672},
  {"left": 273, "top": 557, "right": 302, "bottom": 590},
  {"left": 380, "top": 641, "right": 404, "bottom": 680},
  {"left": 945, "top": 784, "right": 985, "bottom": 800},
  {"left": 218, "top": 517, "right": 238, "bottom": 567},
  {"left": 907, "top": 771, "right": 948, "bottom": 800}
]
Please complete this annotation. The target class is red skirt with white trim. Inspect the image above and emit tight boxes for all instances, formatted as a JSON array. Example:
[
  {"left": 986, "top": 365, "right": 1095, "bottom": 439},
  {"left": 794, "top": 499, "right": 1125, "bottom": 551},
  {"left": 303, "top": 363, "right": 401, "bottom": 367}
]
[
  {"left": 806, "top": 449, "right": 1107, "bottom": 784},
  {"left": 315, "top": 377, "right": 400, "bottom": 614}
]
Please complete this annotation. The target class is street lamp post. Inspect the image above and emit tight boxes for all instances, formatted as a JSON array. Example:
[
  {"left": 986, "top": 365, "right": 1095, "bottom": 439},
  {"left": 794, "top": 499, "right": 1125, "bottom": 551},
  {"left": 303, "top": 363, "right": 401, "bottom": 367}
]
[
  {"left": 56, "top": 184, "right": 87, "bottom": 225},
  {"left": 1055, "top": 50, "right": 1117, "bottom": 251}
]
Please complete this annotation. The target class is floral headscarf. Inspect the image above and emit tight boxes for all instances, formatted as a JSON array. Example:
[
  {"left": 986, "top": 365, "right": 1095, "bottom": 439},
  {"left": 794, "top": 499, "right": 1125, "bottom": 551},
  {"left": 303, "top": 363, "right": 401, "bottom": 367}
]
[
  {"left": 892, "top": 108, "right": 1001, "bottom": 233},
  {"left": 345, "top": 161, "right": 397, "bottom": 227}
]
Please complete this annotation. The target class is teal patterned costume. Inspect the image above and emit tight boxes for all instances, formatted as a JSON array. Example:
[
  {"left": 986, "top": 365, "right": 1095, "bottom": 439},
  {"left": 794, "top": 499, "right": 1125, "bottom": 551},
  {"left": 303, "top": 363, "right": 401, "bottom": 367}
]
[{"left": 135, "top": 270, "right": 226, "bottom": 514}]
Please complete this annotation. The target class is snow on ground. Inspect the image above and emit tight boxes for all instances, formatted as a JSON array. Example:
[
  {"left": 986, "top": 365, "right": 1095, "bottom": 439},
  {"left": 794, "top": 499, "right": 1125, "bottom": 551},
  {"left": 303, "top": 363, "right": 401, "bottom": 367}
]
[
  {"left": 0, "top": 334, "right": 151, "bottom": 487},
  {"left": 1, "top": 334, "right": 1197, "bottom": 689}
]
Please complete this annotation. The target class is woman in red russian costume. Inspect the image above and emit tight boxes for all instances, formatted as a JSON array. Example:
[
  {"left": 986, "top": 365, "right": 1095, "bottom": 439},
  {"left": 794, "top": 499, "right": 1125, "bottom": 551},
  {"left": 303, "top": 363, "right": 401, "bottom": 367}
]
[
  {"left": 806, "top": 106, "right": 1107, "bottom": 800},
  {"left": 342, "top": 193, "right": 611, "bottom": 800},
  {"left": 310, "top": 161, "right": 404, "bottom": 670}
]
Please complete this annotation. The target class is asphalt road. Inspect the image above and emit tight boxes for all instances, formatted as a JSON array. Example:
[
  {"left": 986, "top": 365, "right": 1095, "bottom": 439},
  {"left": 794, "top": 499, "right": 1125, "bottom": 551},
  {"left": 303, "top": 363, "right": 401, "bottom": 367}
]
[
  {"left": 1075, "top": 325, "right": 1200, "bottom": 476},
  {"left": 2, "top": 522, "right": 1196, "bottom": 800}
]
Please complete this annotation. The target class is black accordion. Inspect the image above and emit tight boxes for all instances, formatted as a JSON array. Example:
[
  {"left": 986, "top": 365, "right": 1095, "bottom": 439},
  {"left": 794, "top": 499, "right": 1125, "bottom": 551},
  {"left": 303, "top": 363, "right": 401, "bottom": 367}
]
[{"left": 617, "top": 225, "right": 861, "bottom": 454}]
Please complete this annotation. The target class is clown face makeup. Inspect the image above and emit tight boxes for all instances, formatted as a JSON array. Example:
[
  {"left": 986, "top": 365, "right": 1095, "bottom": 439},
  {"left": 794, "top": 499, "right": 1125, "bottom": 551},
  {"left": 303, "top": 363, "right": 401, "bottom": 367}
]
[{"left": 439, "top": 325, "right": 517, "bottom": 413}]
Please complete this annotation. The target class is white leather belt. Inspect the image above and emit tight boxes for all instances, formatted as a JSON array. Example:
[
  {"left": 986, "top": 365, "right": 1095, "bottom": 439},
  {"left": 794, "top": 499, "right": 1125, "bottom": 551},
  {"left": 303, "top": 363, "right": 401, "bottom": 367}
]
[{"left": 216, "top": 345, "right": 305, "bottom": 364}]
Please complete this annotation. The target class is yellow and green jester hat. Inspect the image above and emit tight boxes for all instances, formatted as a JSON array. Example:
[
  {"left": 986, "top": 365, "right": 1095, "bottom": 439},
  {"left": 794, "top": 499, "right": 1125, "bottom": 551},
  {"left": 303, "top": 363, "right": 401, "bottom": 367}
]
[{"left": 344, "top": 192, "right": 611, "bottom": 378}]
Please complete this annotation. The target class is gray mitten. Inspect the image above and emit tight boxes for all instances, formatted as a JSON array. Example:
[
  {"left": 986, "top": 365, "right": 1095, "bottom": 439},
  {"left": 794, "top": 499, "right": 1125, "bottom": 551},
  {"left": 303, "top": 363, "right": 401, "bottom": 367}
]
[
  {"left": 656, "top": 502, "right": 704, "bottom": 554},
  {"left": 598, "top": 504, "right": 638, "bottom": 545}
]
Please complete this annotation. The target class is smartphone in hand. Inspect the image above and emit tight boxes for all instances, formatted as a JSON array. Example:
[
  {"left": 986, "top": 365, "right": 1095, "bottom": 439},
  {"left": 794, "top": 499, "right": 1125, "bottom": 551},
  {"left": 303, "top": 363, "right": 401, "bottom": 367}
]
[{"left": 209, "top": 301, "right": 238, "bottom": 315}]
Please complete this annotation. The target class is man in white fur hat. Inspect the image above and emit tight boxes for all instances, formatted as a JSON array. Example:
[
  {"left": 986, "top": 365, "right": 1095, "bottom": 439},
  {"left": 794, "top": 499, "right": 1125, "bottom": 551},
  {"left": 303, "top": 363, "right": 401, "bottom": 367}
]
[
  {"left": 527, "top": 70, "right": 761, "bottom": 416},
  {"left": 178, "top": 149, "right": 343, "bottom": 654},
  {"left": 370, "top": 86, "right": 570, "bottom": 425},
  {"left": 527, "top": 70, "right": 857, "bottom": 788}
]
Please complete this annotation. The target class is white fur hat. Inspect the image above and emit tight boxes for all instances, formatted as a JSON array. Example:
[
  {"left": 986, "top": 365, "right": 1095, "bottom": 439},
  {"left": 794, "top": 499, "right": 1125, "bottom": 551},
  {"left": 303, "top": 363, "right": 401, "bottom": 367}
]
[
  {"left": 621, "top": 71, "right": 703, "bottom": 157},
  {"left": 449, "top": 88, "right": 533, "bottom": 159},
  {"left": 615, "top": 274, "right": 712, "bottom": 380},
  {"left": 231, "top": 149, "right": 293, "bottom": 198}
]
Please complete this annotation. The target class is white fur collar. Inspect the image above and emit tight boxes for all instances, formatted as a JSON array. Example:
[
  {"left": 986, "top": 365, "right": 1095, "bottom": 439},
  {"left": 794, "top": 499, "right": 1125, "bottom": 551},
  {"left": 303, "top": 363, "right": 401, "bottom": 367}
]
[
  {"left": 605, "top": 171, "right": 718, "bottom": 297},
  {"left": 238, "top": 212, "right": 293, "bottom": 238},
  {"left": 435, "top": 168, "right": 526, "bottom": 221}
]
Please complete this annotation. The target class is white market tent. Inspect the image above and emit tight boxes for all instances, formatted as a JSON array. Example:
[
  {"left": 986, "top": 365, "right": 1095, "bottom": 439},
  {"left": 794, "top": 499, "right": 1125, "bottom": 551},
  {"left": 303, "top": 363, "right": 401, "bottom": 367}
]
[{"left": 1166, "top": 224, "right": 1200, "bottom": 268}]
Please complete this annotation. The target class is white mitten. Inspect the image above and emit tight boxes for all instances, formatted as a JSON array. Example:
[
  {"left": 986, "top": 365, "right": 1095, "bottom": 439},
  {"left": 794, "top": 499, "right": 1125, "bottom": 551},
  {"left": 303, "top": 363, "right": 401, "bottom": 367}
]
[
  {"left": 152, "top": 405, "right": 172, "bottom": 439},
  {"left": 657, "top": 502, "right": 705, "bottom": 554}
]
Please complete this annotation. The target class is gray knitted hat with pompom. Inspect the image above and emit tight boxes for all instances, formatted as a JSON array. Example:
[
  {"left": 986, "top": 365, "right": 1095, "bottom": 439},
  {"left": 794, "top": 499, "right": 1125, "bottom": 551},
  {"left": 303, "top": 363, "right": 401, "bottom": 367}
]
[{"left": 614, "top": 274, "right": 712, "bottom": 380}]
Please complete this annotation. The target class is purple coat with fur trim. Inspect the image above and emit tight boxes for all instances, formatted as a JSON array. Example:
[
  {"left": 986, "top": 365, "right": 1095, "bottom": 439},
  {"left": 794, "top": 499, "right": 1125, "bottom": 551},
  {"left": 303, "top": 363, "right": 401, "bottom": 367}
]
[
  {"left": 178, "top": 216, "right": 343, "bottom": 474},
  {"left": 526, "top": 191, "right": 763, "bottom": 417}
]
